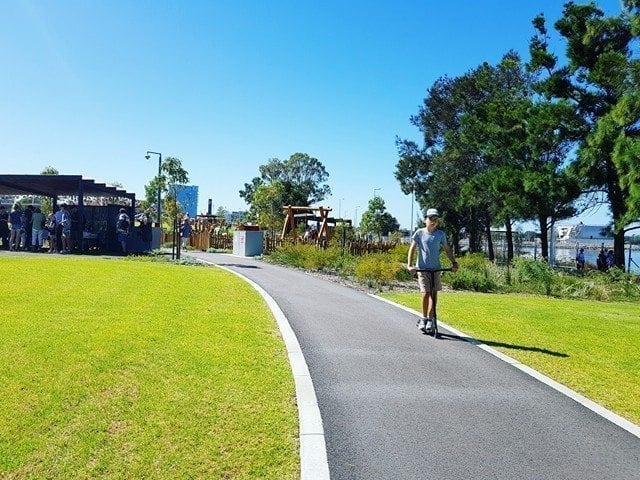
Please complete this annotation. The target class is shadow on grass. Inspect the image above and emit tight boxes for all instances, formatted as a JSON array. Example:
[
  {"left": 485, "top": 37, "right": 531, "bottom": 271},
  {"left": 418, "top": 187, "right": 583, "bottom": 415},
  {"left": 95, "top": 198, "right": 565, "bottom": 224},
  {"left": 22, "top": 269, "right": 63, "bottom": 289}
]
[{"left": 450, "top": 333, "right": 569, "bottom": 358}]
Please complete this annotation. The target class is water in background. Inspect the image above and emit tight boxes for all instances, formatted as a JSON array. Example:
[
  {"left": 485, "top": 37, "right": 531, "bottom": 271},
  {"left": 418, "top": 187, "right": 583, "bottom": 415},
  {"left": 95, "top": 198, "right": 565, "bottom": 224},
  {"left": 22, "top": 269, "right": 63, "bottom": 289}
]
[{"left": 521, "top": 243, "right": 639, "bottom": 274}]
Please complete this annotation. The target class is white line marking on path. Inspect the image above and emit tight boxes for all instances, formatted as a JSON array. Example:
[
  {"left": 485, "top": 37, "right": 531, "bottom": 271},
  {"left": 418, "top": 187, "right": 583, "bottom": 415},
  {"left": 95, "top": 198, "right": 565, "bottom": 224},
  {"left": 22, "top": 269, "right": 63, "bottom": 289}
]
[
  {"left": 371, "top": 293, "right": 640, "bottom": 440},
  {"left": 197, "top": 257, "right": 331, "bottom": 480}
]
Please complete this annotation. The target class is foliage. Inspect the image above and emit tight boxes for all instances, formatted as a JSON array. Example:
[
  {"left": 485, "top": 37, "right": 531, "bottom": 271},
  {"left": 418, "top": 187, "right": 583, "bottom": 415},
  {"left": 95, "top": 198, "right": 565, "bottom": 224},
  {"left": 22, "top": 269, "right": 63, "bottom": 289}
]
[
  {"left": 359, "top": 196, "right": 400, "bottom": 240},
  {"left": 266, "top": 243, "right": 640, "bottom": 301},
  {"left": 252, "top": 182, "right": 286, "bottom": 231},
  {"left": 239, "top": 153, "right": 331, "bottom": 223},
  {"left": 267, "top": 243, "right": 347, "bottom": 272},
  {"left": 144, "top": 156, "right": 190, "bottom": 225},
  {"left": 396, "top": 52, "right": 582, "bottom": 259},
  {"left": 449, "top": 253, "right": 502, "bottom": 292},
  {"left": 38, "top": 166, "right": 59, "bottom": 215},
  {"left": 354, "top": 252, "right": 404, "bottom": 287},
  {"left": 528, "top": 4, "right": 640, "bottom": 267},
  {"left": 512, "top": 257, "right": 555, "bottom": 296},
  {"left": 330, "top": 223, "right": 357, "bottom": 249}
]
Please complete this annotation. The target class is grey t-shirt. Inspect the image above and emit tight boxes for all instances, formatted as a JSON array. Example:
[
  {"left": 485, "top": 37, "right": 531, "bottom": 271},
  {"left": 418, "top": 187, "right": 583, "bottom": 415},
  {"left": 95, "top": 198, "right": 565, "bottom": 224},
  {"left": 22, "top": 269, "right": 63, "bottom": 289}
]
[{"left": 411, "top": 228, "right": 448, "bottom": 269}]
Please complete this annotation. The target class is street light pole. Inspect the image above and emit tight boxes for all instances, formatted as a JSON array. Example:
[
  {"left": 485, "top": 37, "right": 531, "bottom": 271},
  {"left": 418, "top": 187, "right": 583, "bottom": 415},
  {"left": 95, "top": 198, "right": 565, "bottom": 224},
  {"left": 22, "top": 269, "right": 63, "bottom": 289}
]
[
  {"left": 338, "top": 197, "right": 345, "bottom": 220},
  {"left": 373, "top": 187, "right": 381, "bottom": 198},
  {"left": 410, "top": 187, "right": 414, "bottom": 233},
  {"left": 355, "top": 205, "right": 360, "bottom": 228},
  {"left": 145, "top": 151, "right": 162, "bottom": 226}
]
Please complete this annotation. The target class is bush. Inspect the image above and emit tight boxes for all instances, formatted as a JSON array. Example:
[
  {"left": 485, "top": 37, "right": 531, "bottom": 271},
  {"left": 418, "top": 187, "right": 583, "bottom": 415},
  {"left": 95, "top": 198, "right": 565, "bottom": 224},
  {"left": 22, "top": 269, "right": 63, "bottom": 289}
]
[
  {"left": 267, "top": 243, "right": 353, "bottom": 272},
  {"left": 265, "top": 241, "right": 639, "bottom": 302},
  {"left": 354, "top": 253, "right": 403, "bottom": 287},
  {"left": 512, "top": 257, "right": 555, "bottom": 296},
  {"left": 448, "top": 253, "right": 501, "bottom": 292}
]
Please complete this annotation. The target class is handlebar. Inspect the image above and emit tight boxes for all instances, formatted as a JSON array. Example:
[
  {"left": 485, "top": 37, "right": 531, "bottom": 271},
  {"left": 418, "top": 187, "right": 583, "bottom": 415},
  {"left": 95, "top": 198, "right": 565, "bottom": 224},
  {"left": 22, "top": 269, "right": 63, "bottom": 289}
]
[{"left": 412, "top": 268, "right": 453, "bottom": 273}]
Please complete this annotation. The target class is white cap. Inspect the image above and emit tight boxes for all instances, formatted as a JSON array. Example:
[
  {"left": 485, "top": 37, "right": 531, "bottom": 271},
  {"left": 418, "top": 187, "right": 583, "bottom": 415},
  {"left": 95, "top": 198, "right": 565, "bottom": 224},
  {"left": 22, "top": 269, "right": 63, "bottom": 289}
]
[{"left": 425, "top": 208, "right": 440, "bottom": 217}]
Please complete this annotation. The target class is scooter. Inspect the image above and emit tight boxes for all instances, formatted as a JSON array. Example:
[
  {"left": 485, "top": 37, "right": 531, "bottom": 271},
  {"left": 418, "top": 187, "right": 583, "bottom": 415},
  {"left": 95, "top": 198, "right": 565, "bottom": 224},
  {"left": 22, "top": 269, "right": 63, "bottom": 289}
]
[{"left": 414, "top": 268, "right": 452, "bottom": 339}]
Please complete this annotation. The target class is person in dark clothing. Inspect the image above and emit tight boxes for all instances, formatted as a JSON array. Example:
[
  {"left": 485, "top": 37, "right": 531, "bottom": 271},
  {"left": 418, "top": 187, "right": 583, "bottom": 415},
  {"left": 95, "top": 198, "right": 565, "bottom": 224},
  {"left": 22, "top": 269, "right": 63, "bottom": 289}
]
[
  {"left": 0, "top": 206, "right": 9, "bottom": 249},
  {"left": 139, "top": 215, "right": 153, "bottom": 252},
  {"left": 597, "top": 249, "right": 608, "bottom": 272}
]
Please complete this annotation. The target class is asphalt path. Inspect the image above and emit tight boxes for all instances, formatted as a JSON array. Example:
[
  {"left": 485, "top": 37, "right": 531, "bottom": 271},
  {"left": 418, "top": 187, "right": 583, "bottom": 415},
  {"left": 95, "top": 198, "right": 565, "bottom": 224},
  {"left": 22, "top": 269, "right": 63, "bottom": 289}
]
[{"left": 187, "top": 252, "right": 640, "bottom": 480}]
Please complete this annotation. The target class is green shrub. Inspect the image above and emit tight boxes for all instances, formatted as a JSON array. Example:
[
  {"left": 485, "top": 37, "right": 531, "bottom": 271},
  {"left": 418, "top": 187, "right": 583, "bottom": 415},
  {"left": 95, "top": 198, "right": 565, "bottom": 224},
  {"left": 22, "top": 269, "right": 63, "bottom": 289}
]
[
  {"left": 354, "top": 253, "right": 403, "bottom": 286},
  {"left": 265, "top": 240, "right": 639, "bottom": 302},
  {"left": 448, "top": 253, "right": 502, "bottom": 292},
  {"left": 267, "top": 243, "right": 308, "bottom": 268},
  {"left": 512, "top": 257, "right": 555, "bottom": 296},
  {"left": 267, "top": 244, "right": 354, "bottom": 272},
  {"left": 448, "top": 268, "right": 499, "bottom": 292},
  {"left": 390, "top": 244, "right": 410, "bottom": 263}
]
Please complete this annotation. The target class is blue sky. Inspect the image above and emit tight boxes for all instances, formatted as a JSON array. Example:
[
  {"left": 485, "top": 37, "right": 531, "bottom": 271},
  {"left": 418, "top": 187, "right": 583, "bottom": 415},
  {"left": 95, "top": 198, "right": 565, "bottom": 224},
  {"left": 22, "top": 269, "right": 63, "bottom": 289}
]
[{"left": 1, "top": 0, "right": 623, "bottom": 230}]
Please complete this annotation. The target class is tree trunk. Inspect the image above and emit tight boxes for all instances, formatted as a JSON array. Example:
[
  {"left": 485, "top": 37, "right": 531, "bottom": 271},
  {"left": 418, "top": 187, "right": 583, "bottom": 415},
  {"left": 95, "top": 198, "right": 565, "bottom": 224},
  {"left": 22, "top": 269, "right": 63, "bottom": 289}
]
[
  {"left": 451, "top": 229, "right": 460, "bottom": 256},
  {"left": 606, "top": 155, "right": 627, "bottom": 270},
  {"left": 485, "top": 219, "right": 495, "bottom": 261},
  {"left": 466, "top": 208, "right": 479, "bottom": 252},
  {"left": 614, "top": 230, "right": 625, "bottom": 271},
  {"left": 538, "top": 215, "right": 549, "bottom": 261},
  {"left": 505, "top": 217, "right": 514, "bottom": 263}
]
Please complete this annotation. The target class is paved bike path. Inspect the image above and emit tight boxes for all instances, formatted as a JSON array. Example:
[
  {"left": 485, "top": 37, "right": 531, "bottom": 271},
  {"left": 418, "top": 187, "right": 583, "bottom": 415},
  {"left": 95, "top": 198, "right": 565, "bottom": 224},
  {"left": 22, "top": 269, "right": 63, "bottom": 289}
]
[{"left": 188, "top": 252, "right": 639, "bottom": 480}]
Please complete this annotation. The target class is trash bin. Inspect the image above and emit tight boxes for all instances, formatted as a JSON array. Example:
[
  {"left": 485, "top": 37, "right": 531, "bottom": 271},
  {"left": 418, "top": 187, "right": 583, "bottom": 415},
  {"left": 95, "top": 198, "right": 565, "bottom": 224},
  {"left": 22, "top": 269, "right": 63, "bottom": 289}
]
[{"left": 233, "top": 230, "right": 264, "bottom": 256}]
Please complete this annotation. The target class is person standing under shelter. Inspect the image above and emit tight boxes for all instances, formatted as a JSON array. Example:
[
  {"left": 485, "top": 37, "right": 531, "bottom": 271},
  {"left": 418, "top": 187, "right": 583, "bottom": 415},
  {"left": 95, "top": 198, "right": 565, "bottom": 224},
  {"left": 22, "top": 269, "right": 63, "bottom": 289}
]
[
  {"left": 406, "top": 208, "right": 458, "bottom": 333},
  {"left": 0, "top": 205, "right": 9, "bottom": 250},
  {"left": 59, "top": 204, "right": 72, "bottom": 254},
  {"left": 8, "top": 204, "right": 22, "bottom": 251},
  {"left": 31, "top": 207, "right": 45, "bottom": 252},
  {"left": 116, "top": 208, "right": 130, "bottom": 254}
]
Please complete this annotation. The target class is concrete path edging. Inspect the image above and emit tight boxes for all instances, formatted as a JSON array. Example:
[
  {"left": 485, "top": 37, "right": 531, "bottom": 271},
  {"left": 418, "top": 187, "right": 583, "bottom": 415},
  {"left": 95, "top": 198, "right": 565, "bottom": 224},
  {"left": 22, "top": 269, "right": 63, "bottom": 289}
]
[
  {"left": 371, "top": 293, "right": 640, "bottom": 440},
  {"left": 198, "top": 259, "right": 331, "bottom": 480}
]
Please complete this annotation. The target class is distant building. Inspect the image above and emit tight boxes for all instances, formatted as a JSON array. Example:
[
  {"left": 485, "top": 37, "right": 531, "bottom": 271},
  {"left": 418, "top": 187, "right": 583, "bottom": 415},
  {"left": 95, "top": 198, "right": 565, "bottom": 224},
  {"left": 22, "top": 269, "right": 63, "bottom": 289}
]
[
  {"left": 175, "top": 185, "right": 198, "bottom": 218},
  {"left": 556, "top": 222, "right": 610, "bottom": 245}
]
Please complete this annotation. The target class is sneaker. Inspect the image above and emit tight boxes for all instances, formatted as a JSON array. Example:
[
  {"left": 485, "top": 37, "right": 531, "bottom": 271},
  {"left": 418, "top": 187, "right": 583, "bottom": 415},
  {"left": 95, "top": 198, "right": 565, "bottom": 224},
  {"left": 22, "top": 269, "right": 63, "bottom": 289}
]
[
  {"left": 425, "top": 319, "right": 434, "bottom": 333},
  {"left": 417, "top": 318, "right": 427, "bottom": 330}
]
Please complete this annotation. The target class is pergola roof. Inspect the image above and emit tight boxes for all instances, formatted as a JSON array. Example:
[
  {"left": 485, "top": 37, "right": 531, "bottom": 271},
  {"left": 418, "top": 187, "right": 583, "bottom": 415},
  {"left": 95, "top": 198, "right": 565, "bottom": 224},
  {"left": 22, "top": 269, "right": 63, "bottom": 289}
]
[{"left": 0, "top": 174, "right": 135, "bottom": 201}]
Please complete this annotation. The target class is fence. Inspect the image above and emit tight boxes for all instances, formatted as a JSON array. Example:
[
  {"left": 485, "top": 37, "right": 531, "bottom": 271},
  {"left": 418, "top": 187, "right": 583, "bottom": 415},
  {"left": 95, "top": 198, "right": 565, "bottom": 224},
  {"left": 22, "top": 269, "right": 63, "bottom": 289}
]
[{"left": 161, "top": 229, "right": 398, "bottom": 256}]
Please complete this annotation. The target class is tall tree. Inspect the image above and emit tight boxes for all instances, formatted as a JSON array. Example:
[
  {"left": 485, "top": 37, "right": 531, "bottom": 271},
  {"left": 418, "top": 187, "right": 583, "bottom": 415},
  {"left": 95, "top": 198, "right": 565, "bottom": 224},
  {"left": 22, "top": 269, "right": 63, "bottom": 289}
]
[
  {"left": 144, "top": 156, "right": 189, "bottom": 222},
  {"left": 528, "top": 2, "right": 640, "bottom": 268},
  {"left": 359, "top": 196, "right": 400, "bottom": 240},
  {"left": 239, "top": 152, "right": 331, "bottom": 223},
  {"left": 399, "top": 52, "right": 583, "bottom": 262},
  {"left": 251, "top": 182, "right": 286, "bottom": 232}
]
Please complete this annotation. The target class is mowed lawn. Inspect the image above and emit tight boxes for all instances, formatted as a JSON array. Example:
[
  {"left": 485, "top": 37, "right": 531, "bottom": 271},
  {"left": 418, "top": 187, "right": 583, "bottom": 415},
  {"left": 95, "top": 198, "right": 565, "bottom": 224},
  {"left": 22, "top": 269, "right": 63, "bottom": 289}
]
[
  {"left": 382, "top": 290, "right": 640, "bottom": 426},
  {"left": 0, "top": 255, "right": 298, "bottom": 479}
]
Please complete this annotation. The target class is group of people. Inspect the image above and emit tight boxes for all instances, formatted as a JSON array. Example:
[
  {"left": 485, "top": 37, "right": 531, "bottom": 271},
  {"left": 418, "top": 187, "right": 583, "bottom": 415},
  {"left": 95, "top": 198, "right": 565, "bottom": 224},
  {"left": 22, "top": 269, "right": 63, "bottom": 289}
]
[
  {"left": 597, "top": 248, "right": 615, "bottom": 272},
  {"left": 0, "top": 203, "right": 146, "bottom": 255},
  {"left": 576, "top": 247, "right": 615, "bottom": 272},
  {"left": 0, "top": 203, "right": 75, "bottom": 253}
]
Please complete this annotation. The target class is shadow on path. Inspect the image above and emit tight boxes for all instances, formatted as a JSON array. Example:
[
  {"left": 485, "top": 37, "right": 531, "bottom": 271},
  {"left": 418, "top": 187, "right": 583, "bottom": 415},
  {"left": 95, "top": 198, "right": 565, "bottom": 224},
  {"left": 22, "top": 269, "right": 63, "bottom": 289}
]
[{"left": 217, "top": 263, "right": 261, "bottom": 269}]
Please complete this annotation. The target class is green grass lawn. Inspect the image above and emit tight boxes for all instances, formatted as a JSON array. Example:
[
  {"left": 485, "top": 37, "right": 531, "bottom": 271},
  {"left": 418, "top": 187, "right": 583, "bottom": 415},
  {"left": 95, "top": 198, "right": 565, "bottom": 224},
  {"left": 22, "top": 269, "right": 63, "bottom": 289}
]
[
  {"left": 0, "top": 256, "right": 298, "bottom": 479},
  {"left": 382, "top": 290, "right": 640, "bottom": 426}
]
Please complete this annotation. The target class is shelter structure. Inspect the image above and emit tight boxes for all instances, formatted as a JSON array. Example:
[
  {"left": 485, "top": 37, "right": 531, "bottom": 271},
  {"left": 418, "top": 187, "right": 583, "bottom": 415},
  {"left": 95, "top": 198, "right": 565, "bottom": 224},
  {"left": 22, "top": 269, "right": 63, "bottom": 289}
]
[
  {"left": 281, "top": 205, "right": 351, "bottom": 245},
  {"left": 0, "top": 174, "right": 137, "bottom": 253}
]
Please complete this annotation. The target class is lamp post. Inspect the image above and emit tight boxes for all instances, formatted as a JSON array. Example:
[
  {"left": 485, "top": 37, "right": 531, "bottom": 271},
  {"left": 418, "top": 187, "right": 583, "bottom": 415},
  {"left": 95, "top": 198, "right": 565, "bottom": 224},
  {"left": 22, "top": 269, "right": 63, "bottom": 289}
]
[
  {"left": 355, "top": 205, "right": 360, "bottom": 229},
  {"left": 145, "top": 151, "right": 162, "bottom": 226},
  {"left": 338, "top": 197, "right": 345, "bottom": 220},
  {"left": 373, "top": 187, "right": 381, "bottom": 198},
  {"left": 410, "top": 187, "right": 414, "bottom": 233}
]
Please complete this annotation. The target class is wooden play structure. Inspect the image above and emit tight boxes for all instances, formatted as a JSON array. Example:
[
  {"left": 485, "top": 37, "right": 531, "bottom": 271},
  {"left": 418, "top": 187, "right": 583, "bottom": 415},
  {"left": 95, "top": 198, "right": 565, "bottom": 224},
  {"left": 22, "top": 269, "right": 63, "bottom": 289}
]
[
  {"left": 281, "top": 205, "right": 352, "bottom": 245},
  {"left": 281, "top": 205, "right": 331, "bottom": 244}
]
